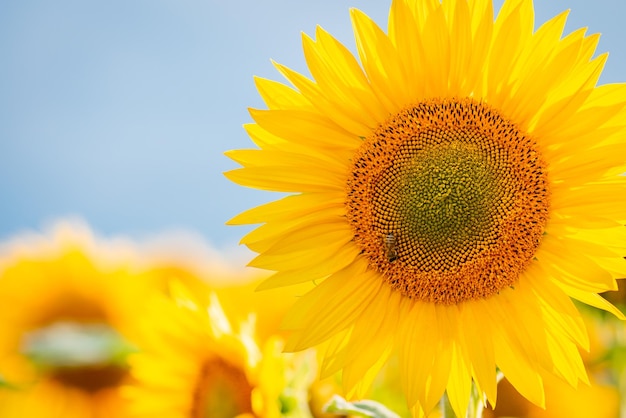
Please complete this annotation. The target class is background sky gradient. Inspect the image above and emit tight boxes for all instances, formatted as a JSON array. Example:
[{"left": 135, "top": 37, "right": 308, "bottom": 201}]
[{"left": 1, "top": 0, "right": 625, "bottom": 252}]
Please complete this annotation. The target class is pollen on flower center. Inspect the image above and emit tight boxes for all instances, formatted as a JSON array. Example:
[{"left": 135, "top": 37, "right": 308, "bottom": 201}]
[{"left": 346, "top": 98, "right": 550, "bottom": 304}]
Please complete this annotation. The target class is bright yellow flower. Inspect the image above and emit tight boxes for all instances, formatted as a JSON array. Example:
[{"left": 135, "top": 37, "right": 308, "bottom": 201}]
[
  {"left": 225, "top": 0, "right": 626, "bottom": 416},
  {"left": 0, "top": 222, "right": 151, "bottom": 418},
  {"left": 125, "top": 281, "right": 315, "bottom": 418},
  {"left": 135, "top": 247, "right": 315, "bottom": 341}
]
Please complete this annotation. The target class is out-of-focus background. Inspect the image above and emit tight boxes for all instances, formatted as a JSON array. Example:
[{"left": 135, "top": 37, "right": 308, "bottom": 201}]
[{"left": 1, "top": 0, "right": 625, "bottom": 250}]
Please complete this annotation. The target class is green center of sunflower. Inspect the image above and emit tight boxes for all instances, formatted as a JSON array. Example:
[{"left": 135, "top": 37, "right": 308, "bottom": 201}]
[
  {"left": 381, "top": 138, "right": 505, "bottom": 270},
  {"left": 347, "top": 98, "right": 549, "bottom": 304},
  {"left": 192, "top": 357, "right": 254, "bottom": 418}
]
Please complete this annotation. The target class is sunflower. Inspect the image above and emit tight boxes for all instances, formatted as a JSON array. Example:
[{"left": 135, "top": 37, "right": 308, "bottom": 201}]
[
  {"left": 138, "top": 253, "right": 315, "bottom": 342},
  {"left": 225, "top": 0, "right": 626, "bottom": 416},
  {"left": 0, "top": 222, "right": 152, "bottom": 418},
  {"left": 124, "top": 280, "right": 316, "bottom": 418}
]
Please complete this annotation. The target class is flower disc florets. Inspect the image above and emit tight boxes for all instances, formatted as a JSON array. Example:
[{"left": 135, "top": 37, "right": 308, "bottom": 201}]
[{"left": 347, "top": 98, "right": 550, "bottom": 304}]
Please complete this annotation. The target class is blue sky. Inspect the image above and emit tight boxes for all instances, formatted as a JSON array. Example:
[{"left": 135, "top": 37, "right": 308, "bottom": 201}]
[{"left": 1, "top": 0, "right": 625, "bottom": 249}]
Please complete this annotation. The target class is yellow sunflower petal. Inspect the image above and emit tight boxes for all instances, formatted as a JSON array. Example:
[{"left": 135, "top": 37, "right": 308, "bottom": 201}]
[
  {"left": 446, "top": 343, "right": 473, "bottom": 418},
  {"left": 227, "top": 192, "right": 344, "bottom": 226},
  {"left": 255, "top": 244, "right": 360, "bottom": 290},
  {"left": 239, "top": 202, "right": 345, "bottom": 250},
  {"left": 351, "top": 8, "right": 408, "bottom": 110},
  {"left": 283, "top": 262, "right": 381, "bottom": 350},
  {"left": 272, "top": 61, "right": 374, "bottom": 135},
  {"left": 301, "top": 29, "right": 387, "bottom": 123},
  {"left": 459, "top": 300, "right": 498, "bottom": 403}
]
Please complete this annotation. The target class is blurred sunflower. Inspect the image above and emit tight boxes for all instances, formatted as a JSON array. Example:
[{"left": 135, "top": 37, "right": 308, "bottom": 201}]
[
  {"left": 140, "top": 260, "right": 314, "bottom": 343},
  {"left": 225, "top": 0, "right": 626, "bottom": 416},
  {"left": 484, "top": 374, "right": 619, "bottom": 418},
  {"left": 125, "top": 281, "right": 316, "bottom": 418},
  {"left": 124, "top": 229, "right": 317, "bottom": 342},
  {"left": 0, "top": 222, "right": 151, "bottom": 418}
]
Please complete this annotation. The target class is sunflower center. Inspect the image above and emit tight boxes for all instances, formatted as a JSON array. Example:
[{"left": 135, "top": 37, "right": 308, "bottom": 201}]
[
  {"left": 347, "top": 98, "right": 549, "bottom": 304},
  {"left": 49, "top": 364, "right": 128, "bottom": 392},
  {"left": 192, "top": 357, "right": 254, "bottom": 418},
  {"left": 21, "top": 322, "right": 131, "bottom": 392}
]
